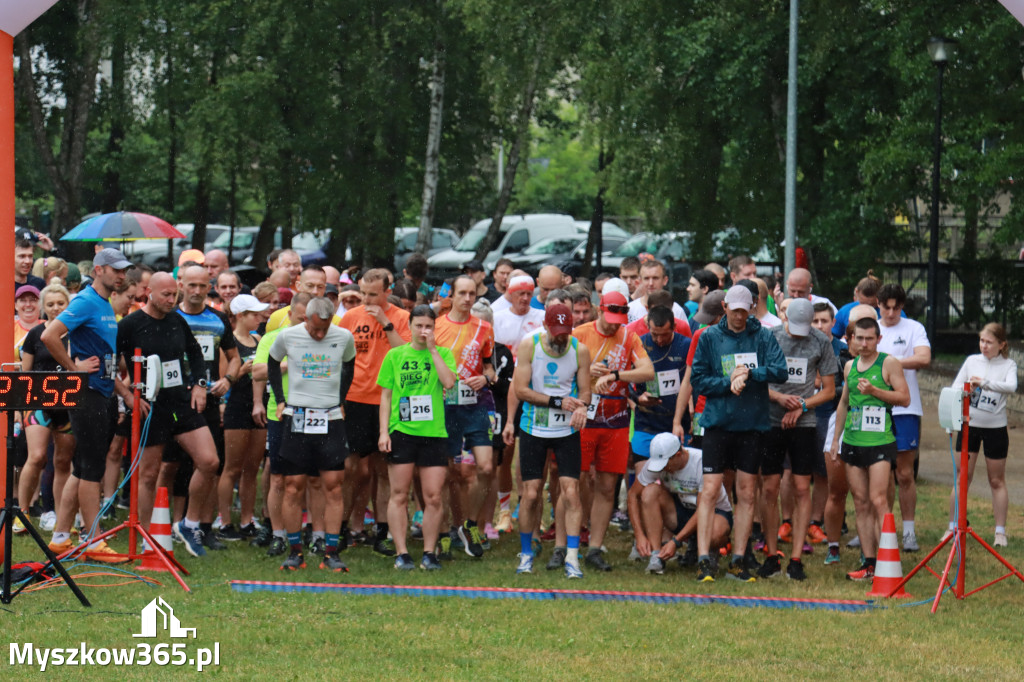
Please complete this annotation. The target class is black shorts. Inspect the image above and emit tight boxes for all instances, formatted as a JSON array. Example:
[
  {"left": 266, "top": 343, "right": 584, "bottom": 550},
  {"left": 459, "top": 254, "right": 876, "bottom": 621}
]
[
  {"left": 27, "top": 409, "right": 72, "bottom": 433},
  {"left": 492, "top": 407, "right": 508, "bottom": 456},
  {"left": 278, "top": 415, "right": 348, "bottom": 476},
  {"left": 142, "top": 397, "right": 209, "bottom": 447},
  {"left": 956, "top": 426, "right": 1009, "bottom": 460},
  {"left": 840, "top": 442, "right": 897, "bottom": 469},
  {"left": 519, "top": 431, "right": 581, "bottom": 481},
  {"left": 700, "top": 429, "right": 762, "bottom": 475},
  {"left": 387, "top": 430, "right": 448, "bottom": 468},
  {"left": 69, "top": 389, "right": 118, "bottom": 483},
  {"left": 670, "top": 498, "right": 733, "bottom": 534},
  {"left": 762, "top": 427, "right": 819, "bottom": 477},
  {"left": 344, "top": 400, "right": 380, "bottom": 456},
  {"left": 223, "top": 396, "right": 257, "bottom": 430}
]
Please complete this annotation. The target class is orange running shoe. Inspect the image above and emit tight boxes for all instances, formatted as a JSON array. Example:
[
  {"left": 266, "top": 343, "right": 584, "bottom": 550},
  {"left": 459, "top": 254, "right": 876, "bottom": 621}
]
[
  {"left": 777, "top": 522, "right": 793, "bottom": 544},
  {"left": 807, "top": 524, "right": 827, "bottom": 544}
]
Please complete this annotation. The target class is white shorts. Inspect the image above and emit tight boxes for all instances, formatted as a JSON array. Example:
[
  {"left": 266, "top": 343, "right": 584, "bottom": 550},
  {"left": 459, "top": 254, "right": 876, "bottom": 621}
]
[{"left": 823, "top": 411, "right": 841, "bottom": 453}]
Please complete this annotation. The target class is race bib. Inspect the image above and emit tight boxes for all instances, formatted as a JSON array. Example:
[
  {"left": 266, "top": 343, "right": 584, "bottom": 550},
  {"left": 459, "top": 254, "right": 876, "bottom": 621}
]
[
  {"left": 586, "top": 394, "right": 600, "bottom": 420},
  {"left": 691, "top": 411, "right": 704, "bottom": 437},
  {"left": 161, "top": 359, "right": 183, "bottom": 388},
  {"left": 302, "top": 408, "right": 329, "bottom": 434},
  {"left": 545, "top": 408, "right": 572, "bottom": 428},
  {"left": 400, "top": 395, "right": 433, "bottom": 422},
  {"left": 734, "top": 352, "right": 758, "bottom": 370},
  {"left": 197, "top": 335, "right": 216, "bottom": 362},
  {"left": 860, "top": 405, "right": 885, "bottom": 432},
  {"left": 976, "top": 390, "right": 1000, "bottom": 413},
  {"left": 786, "top": 357, "right": 808, "bottom": 385},
  {"left": 489, "top": 411, "right": 502, "bottom": 433},
  {"left": 653, "top": 370, "right": 680, "bottom": 397},
  {"left": 104, "top": 353, "right": 118, "bottom": 380}
]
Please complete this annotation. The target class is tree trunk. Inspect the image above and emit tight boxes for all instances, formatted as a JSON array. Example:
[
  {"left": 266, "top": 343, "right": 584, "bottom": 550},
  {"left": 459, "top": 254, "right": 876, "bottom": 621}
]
[
  {"left": 100, "top": 27, "right": 125, "bottom": 213},
  {"left": 474, "top": 41, "right": 545, "bottom": 261},
  {"left": 416, "top": 3, "right": 446, "bottom": 255},
  {"left": 581, "top": 145, "right": 612, "bottom": 278}
]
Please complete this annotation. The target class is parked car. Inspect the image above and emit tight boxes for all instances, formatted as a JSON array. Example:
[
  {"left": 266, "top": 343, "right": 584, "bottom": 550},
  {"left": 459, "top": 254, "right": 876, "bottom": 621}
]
[
  {"left": 510, "top": 230, "right": 630, "bottom": 278},
  {"left": 599, "top": 231, "right": 696, "bottom": 300},
  {"left": 209, "top": 227, "right": 330, "bottom": 267},
  {"left": 121, "top": 224, "right": 230, "bottom": 270},
  {"left": 711, "top": 228, "right": 778, "bottom": 276},
  {"left": 393, "top": 227, "right": 459, "bottom": 274}
]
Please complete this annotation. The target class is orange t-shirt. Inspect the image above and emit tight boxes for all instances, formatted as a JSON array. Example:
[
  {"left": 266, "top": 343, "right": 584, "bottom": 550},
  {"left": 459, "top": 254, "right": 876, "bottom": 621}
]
[
  {"left": 572, "top": 321, "right": 648, "bottom": 428},
  {"left": 339, "top": 304, "right": 411, "bottom": 405},
  {"left": 434, "top": 313, "right": 494, "bottom": 381}
]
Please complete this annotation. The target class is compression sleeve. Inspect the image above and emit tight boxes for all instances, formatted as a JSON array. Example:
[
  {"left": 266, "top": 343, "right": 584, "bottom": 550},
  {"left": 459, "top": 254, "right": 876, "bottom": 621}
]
[
  {"left": 268, "top": 356, "right": 285, "bottom": 406},
  {"left": 340, "top": 359, "right": 354, "bottom": 404}
]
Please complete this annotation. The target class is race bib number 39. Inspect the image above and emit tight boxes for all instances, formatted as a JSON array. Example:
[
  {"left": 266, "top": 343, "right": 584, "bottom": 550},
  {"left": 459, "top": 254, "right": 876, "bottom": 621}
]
[{"left": 785, "top": 357, "right": 808, "bottom": 385}]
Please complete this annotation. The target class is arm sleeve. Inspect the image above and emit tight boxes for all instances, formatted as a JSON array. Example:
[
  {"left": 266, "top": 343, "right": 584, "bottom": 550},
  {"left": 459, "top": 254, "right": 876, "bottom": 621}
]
[
  {"left": 690, "top": 333, "right": 731, "bottom": 398},
  {"left": 268, "top": 356, "right": 285, "bottom": 405},
  {"left": 340, "top": 359, "right": 355, "bottom": 404}
]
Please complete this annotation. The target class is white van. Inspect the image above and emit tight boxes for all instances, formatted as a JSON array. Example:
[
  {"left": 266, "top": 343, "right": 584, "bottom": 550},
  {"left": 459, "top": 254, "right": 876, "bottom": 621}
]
[{"left": 427, "top": 214, "right": 575, "bottom": 278}]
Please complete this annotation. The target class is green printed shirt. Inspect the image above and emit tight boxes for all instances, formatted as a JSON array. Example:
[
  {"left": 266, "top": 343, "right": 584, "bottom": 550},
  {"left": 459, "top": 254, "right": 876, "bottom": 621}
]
[{"left": 377, "top": 344, "right": 456, "bottom": 438}]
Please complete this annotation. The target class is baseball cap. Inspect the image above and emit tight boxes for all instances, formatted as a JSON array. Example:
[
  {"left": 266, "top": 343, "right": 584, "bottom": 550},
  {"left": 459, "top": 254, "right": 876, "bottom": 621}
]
[
  {"left": 93, "top": 248, "right": 133, "bottom": 270},
  {"left": 507, "top": 275, "right": 535, "bottom": 293},
  {"left": 602, "top": 277, "right": 630, "bottom": 300},
  {"left": 647, "top": 433, "right": 682, "bottom": 473},
  {"left": 65, "top": 263, "right": 81, "bottom": 285},
  {"left": 786, "top": 298, "right": 813, "bottom": 336},
  {"left": 179, "top": 249, "right": 206, "bottom": 266},
  {"left": 463, "top": 259, "right": 485, "bottom": 273},
  {"left": 734, "top": 279, "right": 759, "bottom": 304},
  {"left": 325, "top": 283, "right": 339, "bottom": 296},
  {"left": 15, "top": 284, "right": 40, "bottom": 299},
  {"left": 693, "top": 290, "right": 726, "bottom": 325},
  {"left": 600, "top": 291, "right": 629, "bottom": 324},
  {"left": 724, "top": 286, "right": 753, "bottom": 312},
  {"left": 230, "top": 293, "right": 270, "bottom": 315},
  {"left": 544, "top": 304, "right": 573, "bottom": 336}
]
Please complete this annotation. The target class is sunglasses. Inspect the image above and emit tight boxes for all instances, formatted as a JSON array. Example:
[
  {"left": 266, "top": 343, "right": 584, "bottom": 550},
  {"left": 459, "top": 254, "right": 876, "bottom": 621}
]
[{"left": 603, "top": 304, "right": 629, "bottom": 315}]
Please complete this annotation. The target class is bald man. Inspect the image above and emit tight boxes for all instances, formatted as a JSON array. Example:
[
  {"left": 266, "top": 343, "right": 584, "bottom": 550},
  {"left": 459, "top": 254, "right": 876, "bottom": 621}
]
[
  {"left": 786, "top": 268, "right": 836, "bottom": 315},
  {"left": 205, "top": 249, "right": 230, "bottom": 283},
  {"left": 531, "top": 265, "right": 564, "bottom": 310}
]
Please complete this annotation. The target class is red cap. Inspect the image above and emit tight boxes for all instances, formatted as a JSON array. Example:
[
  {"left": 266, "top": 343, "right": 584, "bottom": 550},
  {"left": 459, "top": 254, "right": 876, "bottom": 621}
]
[
  {"left": 600, "top": 291, "right": 629, "bottom": 324},
  {"left": 544, "top": 304, "right": 573, "bottom": 335}
]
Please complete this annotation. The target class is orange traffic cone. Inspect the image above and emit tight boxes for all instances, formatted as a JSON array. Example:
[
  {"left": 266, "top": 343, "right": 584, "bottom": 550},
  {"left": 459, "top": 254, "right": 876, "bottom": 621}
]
[
  {"left": 867, "top": 512, "right": 911, "bottom": 598},
  {"left": 139, "top": 487, "right": 175, "bottom": 572}
]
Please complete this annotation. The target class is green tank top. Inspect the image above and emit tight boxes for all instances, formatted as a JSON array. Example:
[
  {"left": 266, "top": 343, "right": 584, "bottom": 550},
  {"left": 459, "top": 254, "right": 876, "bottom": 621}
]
[{"left": 844, "top": 352, "right": 895, "bottom": 447}]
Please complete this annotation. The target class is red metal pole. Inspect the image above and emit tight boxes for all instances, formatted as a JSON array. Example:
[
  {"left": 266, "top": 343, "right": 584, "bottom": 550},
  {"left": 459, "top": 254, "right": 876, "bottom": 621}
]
[
  {"left": 955, "top": 381, "right": 970, "bottom": 598},
  {"left": 129, "top": 347, "right": 142, "bottom": 557},
  {"left": 0, "top": 31, "right": 14, "bottom": 568}
]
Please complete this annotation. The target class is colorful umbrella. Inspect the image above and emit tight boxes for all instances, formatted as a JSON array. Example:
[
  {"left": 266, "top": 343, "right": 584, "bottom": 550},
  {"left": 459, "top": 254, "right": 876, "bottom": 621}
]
[{"left": 60, "top": 212, "right": 185, "bottom": 241}]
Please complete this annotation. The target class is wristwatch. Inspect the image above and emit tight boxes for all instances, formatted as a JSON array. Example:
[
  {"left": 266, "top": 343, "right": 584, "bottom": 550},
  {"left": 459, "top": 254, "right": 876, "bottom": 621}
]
[
  {"left": 382, "top": 322, "right": 395, "bottom": 332},
  {"left": 800, "top": 398, "right": 808, "bottom": 413}
]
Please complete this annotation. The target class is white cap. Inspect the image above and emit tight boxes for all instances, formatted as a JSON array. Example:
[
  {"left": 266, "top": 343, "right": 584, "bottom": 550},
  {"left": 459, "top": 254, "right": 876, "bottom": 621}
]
[
  {"left": 786, "top": 298, "right": 813, "bottom": 336},
  {"left": 724, "top": 286, "right": 753, "bottom": 312},
  {"left": 647, "top": 433, "right": 681, "bottom": 473},
  {"left": 230, "top": 294, "right": 270, "bottom": 315},
  {"left": 602, "top": 277, "right": 630, "bottom": 300}
]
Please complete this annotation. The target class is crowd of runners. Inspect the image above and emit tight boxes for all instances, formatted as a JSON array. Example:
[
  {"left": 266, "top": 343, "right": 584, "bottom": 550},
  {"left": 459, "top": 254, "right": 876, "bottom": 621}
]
[{"left": 9, "top": 229, "right": 1017, "bottom": 581}]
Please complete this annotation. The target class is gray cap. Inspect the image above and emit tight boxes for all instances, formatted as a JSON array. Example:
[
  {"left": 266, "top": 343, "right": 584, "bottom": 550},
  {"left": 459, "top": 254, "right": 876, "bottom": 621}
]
[
  {"left": 786, "top": 298, "right": 814, "bottom": 336},
  {"left": 724, "top": 285, "right": 753, "bottom": 311},
  {"left": 693, "top": 290, "right": 726, "bottom": 325},
  {"left": 93, "top": 248, "right": 133, "bottom": 270}
]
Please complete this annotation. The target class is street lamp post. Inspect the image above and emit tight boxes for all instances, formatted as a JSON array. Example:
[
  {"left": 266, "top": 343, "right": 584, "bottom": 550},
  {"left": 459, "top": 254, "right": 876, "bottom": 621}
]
[{"left": 925, "top": 36, "right": 956, "bottom": 343}]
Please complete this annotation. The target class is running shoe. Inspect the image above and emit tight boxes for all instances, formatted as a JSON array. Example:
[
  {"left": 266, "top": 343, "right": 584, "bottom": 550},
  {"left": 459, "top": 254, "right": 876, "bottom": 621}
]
[
  {"left": 994, "top": 532, "right": 1008, "bottom": 547},
  {"left": 546, "top": 547, "right": 566, "bottom": 571},
  {"left": 807, "top": 524, "right": 827, "bottom": 544},
  {"left": 515, "top": 553, "right": 534, "bottom": 574},
  {"left": 250, "top": 525, "right": 273, "bottom": 548},
  {"left": 585, "top": 548, "right": 612, "bottom": 572},
  {"left": 484, "top": 523, "right": 499, "bottom": 541},
  {"left": 725, "top": 559, "right": 756, "bottom": 583},
  {"left": 172, "top": 521, "right": 207, "bottom": 557},
  {"left": 458, "top": 522, "right": 484, "bottom": 557},
  {"left": 802, "top": 542, "right": 813, "bottom": 555},
  {"left": 610, "top": 510, "right": 629, "bottom": 528},
  {"left": 743, "top": 547, "right": 761, "bottom": 572},
  {"left": 846, "top": 535, "right": 861, "bottom": 548},
  {"left": 646, "top": 555, "right": 665, "bottom": 575},
  {"left": 320, "top": 552, "right": 349, "bottom": 572},
  {"left": 309, "top": 537, "right": 326, "bottom": 556},
  {"left": 786, "top": 559, "right": 807, "bottom": 581},
  {"left": 511, "top": 503, "right": 519, "bottom": 521},
  {"left": 757, "top": 554, "right": 782, "bottom": 579},
  {"left": 903, "top": 531, "right": 920, "bottom": 552},
  {"left": 238, "top": 522, "right": 259, "bottom": 540},
  {"left": 348, "top": 529, "right": 370, "bottom": 546},
  {"left": 824, "top": 546, "right": 841, "bottom": 565},
  {"left": 412, "top": 510, "right": 424, "bottom": 526},
  {"left": 628, "top": 543, "right": 642, "bottom": 562},
  {"left": 266, "top": 536, "right": 288, "bottom": 557},
  {"left": 411, "top": 523, "right": 423, "bottom": 540},
  {"left": 394, "top": 553, "right": 415, "bottom": 571},
  {"left": 579, "top": 527, "right": 590, "bottom": 546},
  {"left": 48, "top": 538, "right": 73, "bottom": 555},
  {"left": 40, "top": 511, "right": 57, "bottom": 532},
  {"left": 696, "top": 557, "right": 716, "bottom": 582},
  {"left": 564, "top": 559, "right": 584, "bottom": 580},
  {"left": 495, "top": 509, "right": 513, "bottom": 534},
  {"left": 280, "top": 551, "right": 306, "bottom": 571},
  {"left": 531, "top": 537, "right": 543, "bottom": 558},
  {"left": 846, "top": 563, "right": 874, "bottom": 581},
  {"left": 84, "top": 540, "right": 130, "bottom": 564},
  {"left": 438, "top": 536, "right": 453, "bottom": 561},
  {"left": 202, "top": 531, "right": 226, "bottom": 551},
  {"left": 216, "top": 524, "right": 242, "bottom": 542},
  {"left": 540, "top": 524, "right": 557, "bottom": 542},
  {"left": 678, "top": 541, "right": 699, "bottom": 568},
  {"left": 777, "top": 521, "right": 793, "bottom": 544},
  {"left": 420, "top": 552, "right": 442, "bottom": 570},
  {"left": 12, "top": 515, "right": 27, "bottom": 535},
  {"left": 373, "top": 538, "right": 397, "bottom": 557}
]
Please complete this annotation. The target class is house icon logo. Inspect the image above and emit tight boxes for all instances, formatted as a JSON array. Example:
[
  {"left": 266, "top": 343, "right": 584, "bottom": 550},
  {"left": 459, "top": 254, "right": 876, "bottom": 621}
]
[{"left": 133, "top": 597, "right": 197, "bottom": 639}]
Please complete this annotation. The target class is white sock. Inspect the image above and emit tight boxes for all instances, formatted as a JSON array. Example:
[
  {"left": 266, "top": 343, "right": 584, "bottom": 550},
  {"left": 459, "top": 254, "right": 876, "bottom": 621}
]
[
  {"left": 51, "top": 532, "right": 70, "bottom": 544},
  {"left": 996, "top": 526, "right": 1006, "bottom": 535},
  {"left": 566, "top": 547, "right": 579, "bottom": 564},
  {"left": 903, "top": 521, "right": 915, "bottom": 535},
  {"left": 313, "top": 530, "right": 325, "bottom": 540},
  {"left": 183, "top": 517, "right": 200, "bottom": 530},
  {"left": 273, "top": 529, "right": 287, "bottom": 539}
]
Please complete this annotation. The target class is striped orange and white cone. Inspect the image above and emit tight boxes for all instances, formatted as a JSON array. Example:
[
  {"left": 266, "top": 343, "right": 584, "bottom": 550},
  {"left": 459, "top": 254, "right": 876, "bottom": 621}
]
[
  {"left": 139, "top": 487, "right": 175, "bottom": 572},
  {"left": 867, "top": 512, "right": 911, "bottom": 598}
]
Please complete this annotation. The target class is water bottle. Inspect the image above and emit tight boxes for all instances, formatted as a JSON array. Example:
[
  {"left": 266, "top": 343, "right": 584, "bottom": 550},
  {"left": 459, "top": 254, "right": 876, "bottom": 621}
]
[{"left": 13, "top": 421, "right": 22, "bottom": 438}]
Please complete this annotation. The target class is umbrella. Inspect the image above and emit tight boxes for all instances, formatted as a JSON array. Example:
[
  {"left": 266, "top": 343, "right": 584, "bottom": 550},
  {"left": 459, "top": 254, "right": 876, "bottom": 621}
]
[{"left": 60, "top": 212, "right": 185, "bottom": 241}]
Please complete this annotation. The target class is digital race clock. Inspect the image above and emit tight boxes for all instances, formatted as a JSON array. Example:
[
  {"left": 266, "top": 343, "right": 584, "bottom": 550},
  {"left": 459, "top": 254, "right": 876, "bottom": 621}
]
[{"left": 0, "top": 372, "right": 88, "bottom": 411}]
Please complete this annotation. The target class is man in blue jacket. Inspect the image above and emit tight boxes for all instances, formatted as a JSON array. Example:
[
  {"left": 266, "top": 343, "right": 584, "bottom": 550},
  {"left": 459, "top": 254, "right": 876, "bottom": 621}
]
[{"left": 690, "top": 286, "right": 787, "bottom": 582}]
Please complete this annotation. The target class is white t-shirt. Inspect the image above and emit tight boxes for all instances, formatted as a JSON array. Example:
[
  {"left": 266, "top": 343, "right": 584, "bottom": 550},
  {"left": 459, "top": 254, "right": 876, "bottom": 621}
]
[
  {"left": 636, "top": 448, "right": 732, "bottom": 512},
  {"left": 877, "top": 317, "right": 930, "bottom": 416},
  {"left": 626, "top": 298, "right": 686, "bottom": 324},
  {"left": 269, "top": 323, "right": 356, "bottom": 409},
  {"left": 491, "top": 295, "right": 512, "bottom": 314},
  {"left": 493, "top": 307, "right": 545, "bottom": 351},
  {"left": 758, "top": 311, "right": 782, "bottom": 328},
  {"left": 952, "top": 354, "right": 1018, "bottom": 429}
]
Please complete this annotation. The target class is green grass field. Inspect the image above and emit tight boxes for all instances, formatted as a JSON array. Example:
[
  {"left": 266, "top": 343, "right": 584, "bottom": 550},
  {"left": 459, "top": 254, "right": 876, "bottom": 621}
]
[{"left": 5, "top": 479, "right": 1024, "bottom": 680}]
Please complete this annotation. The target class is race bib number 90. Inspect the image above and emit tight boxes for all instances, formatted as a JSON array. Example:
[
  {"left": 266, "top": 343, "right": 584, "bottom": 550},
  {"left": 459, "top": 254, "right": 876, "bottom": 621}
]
[{"left": 161, "top": 359, "right": 183, "bottom": 388}]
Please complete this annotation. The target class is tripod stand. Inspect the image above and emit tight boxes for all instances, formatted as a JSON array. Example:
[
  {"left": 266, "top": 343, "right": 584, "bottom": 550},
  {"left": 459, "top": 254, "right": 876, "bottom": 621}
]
[{"left": 887, "top": 382, "right": 1024, "bottom": 612}]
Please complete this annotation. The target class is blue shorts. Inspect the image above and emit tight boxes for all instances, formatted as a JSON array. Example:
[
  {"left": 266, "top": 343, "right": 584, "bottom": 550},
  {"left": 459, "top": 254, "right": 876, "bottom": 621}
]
[
  {"left": 630, "top": 431, "right": 656, "bottom": 460},
  {"left": 891, "top": 415, "right": 920, "bottom": 451},
  {"left": 444, "top": 404, "right": 493, "bottom": 457}
]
